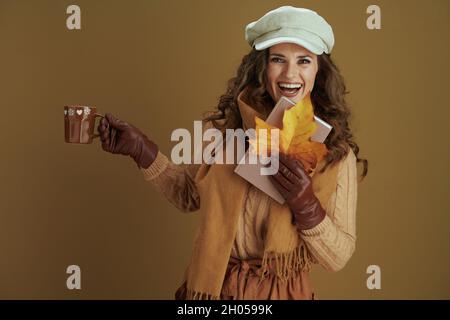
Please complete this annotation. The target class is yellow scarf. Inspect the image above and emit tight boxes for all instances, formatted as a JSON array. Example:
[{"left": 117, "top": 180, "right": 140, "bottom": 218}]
[{"left": 183, "top": 89, "right": 340, "bottom": 299}]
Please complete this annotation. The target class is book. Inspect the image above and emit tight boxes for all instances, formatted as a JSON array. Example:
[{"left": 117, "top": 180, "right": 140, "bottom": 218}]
[{"left": 234, "top": 96, "right": 333, "bottom": 204}]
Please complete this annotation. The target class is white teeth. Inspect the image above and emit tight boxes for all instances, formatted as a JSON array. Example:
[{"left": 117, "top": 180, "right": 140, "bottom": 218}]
[{"left": 278, "top": 83, "right": 302, "bottom": 89}]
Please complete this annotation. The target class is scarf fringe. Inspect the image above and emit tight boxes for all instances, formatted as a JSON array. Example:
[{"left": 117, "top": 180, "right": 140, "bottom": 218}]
[
  {"left": 260, "top": 242, "right": 313, "bottom": 282},
  {"left": 184, "top": 243, "right": 313, "bottom": 299},
  {"left": 186, "top": 288, "right": 219, "bottom": 300}
]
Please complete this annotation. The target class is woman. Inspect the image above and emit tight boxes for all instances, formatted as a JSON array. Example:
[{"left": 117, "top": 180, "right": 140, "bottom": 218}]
[{"left": 98, "top": 6, "right": 368, "bottom": 300}]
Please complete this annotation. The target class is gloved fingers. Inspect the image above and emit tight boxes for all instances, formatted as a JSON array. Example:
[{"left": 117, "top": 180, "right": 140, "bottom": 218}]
[
  {"left": 105, "top": 113, "right": 129, "bottom": 131},
  {"left": 278, "top": 158, "right": 302, "bottom": 185},
  {"left": 97, "top": 122, "right": 109, "bottom": 151},
  {"left": 279, "top": 153, "right": 308, "bottom": 182},
  {"left": 110, "top": 127, "right": 117, "bottom": 145},
  {"left": 98, "top": 124, "right": 105, "bottom": 134},
  {"left": 269, "top": 174, "right": 290, "bottom": 199},
  {"left": 100, "top": 130, "right": 109, "bottom": 142},
  {"left": 272, "top": 169, "right": 294, "bottom": 191},
  {"left": 100, "top": 117, "right": 109, "bottom": 127},
  {"left": 98, "top": 117, "right": 111, "bottom": 143},
  {"left": 101, "top": 138, "right": 111, "bottom": 152},
  {"left": 97, "top": 117, "right": 106, "bottom": 132},
  {"left": 98, "top": 120, "right": 113, "bottom": 152},
  {"left": 98, "top": 122, "right": 108, "bottom": 137},
  {"left": 107, "top": 127, "right": 121, "bottom": 152}
]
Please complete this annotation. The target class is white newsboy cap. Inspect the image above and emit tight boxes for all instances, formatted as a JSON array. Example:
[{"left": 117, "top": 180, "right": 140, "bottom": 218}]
[{"left": 245, "top": 6, "right": 334, "bottom": 55}]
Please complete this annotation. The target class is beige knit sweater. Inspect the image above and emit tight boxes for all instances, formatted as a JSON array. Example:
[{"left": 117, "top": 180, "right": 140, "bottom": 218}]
[
  {"left": 141, "top": 94, "right": 358, "bottom": 272},
  {"left": 142, "top": 148, "right": 357, "bottom": 272}
]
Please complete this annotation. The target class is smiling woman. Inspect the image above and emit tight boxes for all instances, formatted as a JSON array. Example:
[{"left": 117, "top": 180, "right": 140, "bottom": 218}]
[
  {"left": 266, "top": 43, "right": 319, "bottom": 102},
  {"left": 98, "top": 5, "right": 368, "bottom": 300},
  {"left": 204, "top": 45, "right": 367, "bottom": 178}
]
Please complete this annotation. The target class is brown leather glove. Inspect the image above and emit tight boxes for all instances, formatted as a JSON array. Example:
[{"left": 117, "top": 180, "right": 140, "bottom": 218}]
[
  {"left": 268, "top": 153, "right": 326, "bottom": 230},
  {"left": 97, "top": 113, "right": 159, "bottom": 169}
]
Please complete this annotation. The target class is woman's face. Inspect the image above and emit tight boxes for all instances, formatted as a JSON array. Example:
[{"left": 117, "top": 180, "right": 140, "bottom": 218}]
[{"left": 265, "top": 43, "right": 319, "bottom": 103}]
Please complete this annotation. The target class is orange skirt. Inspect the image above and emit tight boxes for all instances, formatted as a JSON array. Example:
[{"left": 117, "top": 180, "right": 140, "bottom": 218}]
[{"left": 175, "top": 256, "right": 314, "bottom": 300}]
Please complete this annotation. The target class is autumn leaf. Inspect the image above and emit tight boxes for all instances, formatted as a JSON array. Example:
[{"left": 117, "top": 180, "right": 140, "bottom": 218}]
[
  {"left": 250, "top": 95, "right": 328, "bottom": 174},
  {"left": 248, "top": 117, "right": 279, "bottom": 156},
  {"left": 280, "top": 95, "right": 317, "bottom": 151}
]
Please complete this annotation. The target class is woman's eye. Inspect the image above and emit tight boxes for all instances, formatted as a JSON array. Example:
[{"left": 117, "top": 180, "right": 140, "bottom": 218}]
[
  {"left": 271, "top": 57, "right": 284, "bottom": 63},
  {"left": 298, "top": 59, "right": 310, "bottom": 64}
]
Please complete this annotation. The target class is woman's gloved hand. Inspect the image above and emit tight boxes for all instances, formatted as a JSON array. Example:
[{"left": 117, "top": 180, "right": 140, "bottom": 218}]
[
  {"left": 97, "top": 113, "right": 159, "bottom": 169},
  {"left": 268, "top": 153, "right": 326, "bottom": 230}
]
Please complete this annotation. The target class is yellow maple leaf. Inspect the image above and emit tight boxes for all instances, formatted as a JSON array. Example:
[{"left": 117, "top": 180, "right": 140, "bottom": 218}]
[
  {"left": 280, "top": 95, "right": 317, "bottom": 151},
  {"left": 250, "top": 95, "right": 328, "bottom": 174},
  {"left": 248, "top": 117, "right": 279, "bottom": 156}
]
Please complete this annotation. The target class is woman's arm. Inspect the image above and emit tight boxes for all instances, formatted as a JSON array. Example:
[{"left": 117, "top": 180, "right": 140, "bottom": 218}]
[
  {"left": 96, "top": 112, "right": 204, "bottom": 212},
  {"left": 141, "top": 151, "right": 201, "bottom": 213},
  {"left": 300, "top": 150, "right": 357, "bottom": 272}
]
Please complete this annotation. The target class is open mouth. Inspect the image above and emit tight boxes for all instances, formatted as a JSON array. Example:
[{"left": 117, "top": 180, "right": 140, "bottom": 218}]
[{"left": 278, "top": 82, "right": 303, "bottom": 96}]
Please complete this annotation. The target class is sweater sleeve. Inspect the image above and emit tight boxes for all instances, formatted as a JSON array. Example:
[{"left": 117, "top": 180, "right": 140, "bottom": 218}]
[
  {"left": 140, "top": 151, "right": 201, "bottom": 212},
  {"left": 300, "top": 149, "right": 358, "bottom": 272}
]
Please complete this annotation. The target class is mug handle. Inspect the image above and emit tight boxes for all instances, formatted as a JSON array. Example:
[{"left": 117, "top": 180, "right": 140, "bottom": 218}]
[{"left": 91, "top": 113, "right": 105, "bottom": 139}]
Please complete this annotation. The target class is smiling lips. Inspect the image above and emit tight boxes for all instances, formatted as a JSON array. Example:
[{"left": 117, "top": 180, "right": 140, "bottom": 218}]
[{"left": 278, "top": 82, "right": 303, "bottom": 97}]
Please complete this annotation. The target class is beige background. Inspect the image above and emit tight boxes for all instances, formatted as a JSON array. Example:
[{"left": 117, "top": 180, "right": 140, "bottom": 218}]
[{"left": 0, "top": 0, "right": 449, "bottom": 299}]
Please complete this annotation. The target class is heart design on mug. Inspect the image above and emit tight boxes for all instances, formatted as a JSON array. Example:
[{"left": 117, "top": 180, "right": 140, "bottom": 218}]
[{"left": 76, "top": 110, "right": 83, "bottom": 115}]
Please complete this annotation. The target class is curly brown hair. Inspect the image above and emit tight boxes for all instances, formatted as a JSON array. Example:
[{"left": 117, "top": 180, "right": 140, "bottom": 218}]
[{"left": 204, "top": 48, "right": 368, "bottom": 180}]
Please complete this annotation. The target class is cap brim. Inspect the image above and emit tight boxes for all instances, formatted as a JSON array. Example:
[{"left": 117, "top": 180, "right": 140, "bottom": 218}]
[{"left": 254, "top": 36, "right": 323, "bottom": 55}]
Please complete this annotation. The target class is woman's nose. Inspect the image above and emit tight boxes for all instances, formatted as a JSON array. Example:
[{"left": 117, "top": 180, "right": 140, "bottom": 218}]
[{"left": 283, "top": 61, "right": 300, "bottom": 79}]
